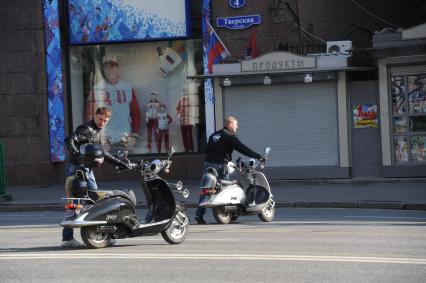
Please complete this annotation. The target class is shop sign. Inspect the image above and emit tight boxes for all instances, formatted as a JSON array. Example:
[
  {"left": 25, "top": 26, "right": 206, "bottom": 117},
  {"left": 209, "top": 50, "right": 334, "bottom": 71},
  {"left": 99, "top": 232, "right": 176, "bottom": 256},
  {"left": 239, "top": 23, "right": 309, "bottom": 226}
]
[
  {"left": 217, "top": 15, "right": 261, "bottom": 30},
  {"left": 241, "top": 51, "right": 316, "bottom": 72},
  {"left": 353, "top": 104, "right": 378, "bottom": 128},
  {"left": 229, "top": 0, "right": 246, "bottom": 9}
]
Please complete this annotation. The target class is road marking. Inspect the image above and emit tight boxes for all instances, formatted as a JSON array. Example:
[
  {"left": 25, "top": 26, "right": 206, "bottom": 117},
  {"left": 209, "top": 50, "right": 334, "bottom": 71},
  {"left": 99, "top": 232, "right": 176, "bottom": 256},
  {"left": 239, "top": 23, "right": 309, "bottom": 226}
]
[{"left": 0, "top": 253, "right": 425, "bottom": 264}]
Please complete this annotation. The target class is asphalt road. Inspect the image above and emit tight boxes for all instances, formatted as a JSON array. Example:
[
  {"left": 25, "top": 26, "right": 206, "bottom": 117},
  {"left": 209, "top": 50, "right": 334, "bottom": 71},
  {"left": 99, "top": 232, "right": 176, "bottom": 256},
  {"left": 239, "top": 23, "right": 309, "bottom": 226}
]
[{"left": 0, "top": 208, "right": 425, "bottom": 282}]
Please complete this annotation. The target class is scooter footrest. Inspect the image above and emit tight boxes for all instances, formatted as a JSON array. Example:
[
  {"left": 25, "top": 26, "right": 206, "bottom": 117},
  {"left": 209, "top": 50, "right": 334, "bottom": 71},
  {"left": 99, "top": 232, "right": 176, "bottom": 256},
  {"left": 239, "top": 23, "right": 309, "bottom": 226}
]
[{"left": 123, "top": 215, "right": 140, "bottom": 229}]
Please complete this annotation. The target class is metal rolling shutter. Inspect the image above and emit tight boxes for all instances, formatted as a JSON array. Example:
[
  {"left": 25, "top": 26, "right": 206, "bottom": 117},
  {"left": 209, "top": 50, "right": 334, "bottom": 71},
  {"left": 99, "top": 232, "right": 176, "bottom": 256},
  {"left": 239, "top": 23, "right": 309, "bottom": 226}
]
[
  {"left": 390, "top": 65, "right": 426, "bottom": 75},
  {"left": 223, "top": 82, "right": 338, "bottom": 166}
]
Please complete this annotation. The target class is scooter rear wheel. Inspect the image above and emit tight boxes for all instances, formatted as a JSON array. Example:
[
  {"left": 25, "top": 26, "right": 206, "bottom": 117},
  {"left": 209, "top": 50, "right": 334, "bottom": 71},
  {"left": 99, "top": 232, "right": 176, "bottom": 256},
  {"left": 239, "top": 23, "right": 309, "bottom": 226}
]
[
  {"left": 161, "top": 214, "right": 189, "bottom": 244},
  {"left": 213, "top": 207, "right": 232, "bottom": 224},
  {"left": 81, "top": 226, "right": 112, "bottom": 249}
]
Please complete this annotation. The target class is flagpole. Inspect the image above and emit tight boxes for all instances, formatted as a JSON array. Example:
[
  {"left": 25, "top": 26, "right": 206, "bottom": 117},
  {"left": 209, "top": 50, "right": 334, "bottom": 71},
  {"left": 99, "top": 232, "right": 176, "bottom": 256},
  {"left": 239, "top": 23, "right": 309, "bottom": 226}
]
[{"left": 205, "top": 19, "right": 231, "bottom": 56}]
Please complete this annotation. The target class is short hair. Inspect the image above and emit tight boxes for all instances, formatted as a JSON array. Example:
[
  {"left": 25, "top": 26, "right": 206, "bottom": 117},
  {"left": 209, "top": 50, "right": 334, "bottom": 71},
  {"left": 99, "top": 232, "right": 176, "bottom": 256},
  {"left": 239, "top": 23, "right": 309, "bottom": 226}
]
[
  {"left": 225, "top": 116, "right": 238, "bottom": 126},
  {"left": 95, "top": 107, "right": 111, "bottom": 118}
]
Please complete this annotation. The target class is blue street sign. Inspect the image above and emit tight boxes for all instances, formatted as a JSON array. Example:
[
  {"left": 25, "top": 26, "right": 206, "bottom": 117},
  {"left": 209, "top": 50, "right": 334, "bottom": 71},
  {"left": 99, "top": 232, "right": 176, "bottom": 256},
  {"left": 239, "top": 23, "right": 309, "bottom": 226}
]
[
  {"left": 217, "top": 15, "right": 261, "bottom": 30},
  {"left": 229, "top": 0, "right": 246, "bottom": 9}
]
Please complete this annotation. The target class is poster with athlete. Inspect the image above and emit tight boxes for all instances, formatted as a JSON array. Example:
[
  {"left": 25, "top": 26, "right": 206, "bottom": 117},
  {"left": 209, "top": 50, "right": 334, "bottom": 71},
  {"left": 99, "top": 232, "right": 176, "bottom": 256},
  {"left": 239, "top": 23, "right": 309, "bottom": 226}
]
[{"left": 75, "top": 40, "right": 203, "bottom": 155}]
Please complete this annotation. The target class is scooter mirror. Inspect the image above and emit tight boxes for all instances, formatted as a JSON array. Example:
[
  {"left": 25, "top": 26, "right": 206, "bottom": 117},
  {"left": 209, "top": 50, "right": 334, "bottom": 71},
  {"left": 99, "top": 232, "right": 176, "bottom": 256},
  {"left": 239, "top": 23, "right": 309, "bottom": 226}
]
[
  {"left": 182, "top": 189, "right": 190, "bottom": 198},
  {"left": 176, "top": 180, "right": 183, "bottom": 191},
  {"left": 227, "top": 162, "right": 235, "bottom": 174},
  {"left": 169, "top": 147, "right": 176, "bottom": 156},
  {"left": 265, "top": 147, "right": 271, "bottom": 157},
  {"left": 117, "top": 151, "right": 128, "bottom": 158}
]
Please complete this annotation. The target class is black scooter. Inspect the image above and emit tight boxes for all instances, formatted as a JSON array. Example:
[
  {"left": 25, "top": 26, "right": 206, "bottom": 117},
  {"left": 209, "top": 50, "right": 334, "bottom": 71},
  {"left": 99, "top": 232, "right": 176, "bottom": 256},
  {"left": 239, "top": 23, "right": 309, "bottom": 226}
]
[{"left": 60, "top": 147, "right": 190, "bottom": 249}]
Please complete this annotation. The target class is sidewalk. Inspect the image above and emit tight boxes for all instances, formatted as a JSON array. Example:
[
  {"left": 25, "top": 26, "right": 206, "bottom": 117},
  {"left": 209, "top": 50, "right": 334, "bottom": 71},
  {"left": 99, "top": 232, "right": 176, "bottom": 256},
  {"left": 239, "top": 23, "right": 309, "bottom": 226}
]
[{"left": 1, "top": 179, "right": 426, "bottom": 212}]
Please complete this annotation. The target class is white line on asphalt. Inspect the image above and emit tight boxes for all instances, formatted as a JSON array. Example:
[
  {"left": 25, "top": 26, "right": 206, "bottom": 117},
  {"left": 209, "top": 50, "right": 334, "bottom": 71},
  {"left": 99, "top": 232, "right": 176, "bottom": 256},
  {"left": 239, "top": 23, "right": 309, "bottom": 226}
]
[{"left": 0, "top": 254, "right": 425, "bottom": 264}]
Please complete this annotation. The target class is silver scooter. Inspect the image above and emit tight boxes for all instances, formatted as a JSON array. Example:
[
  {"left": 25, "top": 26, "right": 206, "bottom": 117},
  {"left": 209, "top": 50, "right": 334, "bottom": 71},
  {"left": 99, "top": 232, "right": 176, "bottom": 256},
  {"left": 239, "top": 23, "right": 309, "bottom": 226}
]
[{"left": 199, "top": 147, "right": 274, "bottom": 224}]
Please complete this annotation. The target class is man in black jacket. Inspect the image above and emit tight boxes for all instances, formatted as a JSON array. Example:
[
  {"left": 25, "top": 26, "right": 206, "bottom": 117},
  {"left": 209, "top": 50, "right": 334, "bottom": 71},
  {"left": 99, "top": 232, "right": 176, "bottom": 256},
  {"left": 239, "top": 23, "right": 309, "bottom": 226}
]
[
  {"left": 61, "top": 107, "right": 131, "bottom": 248},
  {"left": 195, "top": 116, "right": 265, "bottom": 224}
]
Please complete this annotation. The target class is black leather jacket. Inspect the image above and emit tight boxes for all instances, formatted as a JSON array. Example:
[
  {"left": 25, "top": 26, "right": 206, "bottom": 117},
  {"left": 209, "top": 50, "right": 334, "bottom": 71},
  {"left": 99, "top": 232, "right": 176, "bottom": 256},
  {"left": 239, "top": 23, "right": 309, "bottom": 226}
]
[
  {"left": 65, "top": 120, "right": 127, "bottom": 167},
  {"left": 205, "top": 127, "right": 261, "bottom": 165}
]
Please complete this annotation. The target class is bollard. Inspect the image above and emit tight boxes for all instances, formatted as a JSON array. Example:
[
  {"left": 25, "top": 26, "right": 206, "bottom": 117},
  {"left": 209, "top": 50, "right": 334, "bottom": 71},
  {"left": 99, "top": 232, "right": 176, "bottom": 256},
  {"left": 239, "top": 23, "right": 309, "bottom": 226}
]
[{"left": 0, "top": 141, "right": 12, "bottom": 201}]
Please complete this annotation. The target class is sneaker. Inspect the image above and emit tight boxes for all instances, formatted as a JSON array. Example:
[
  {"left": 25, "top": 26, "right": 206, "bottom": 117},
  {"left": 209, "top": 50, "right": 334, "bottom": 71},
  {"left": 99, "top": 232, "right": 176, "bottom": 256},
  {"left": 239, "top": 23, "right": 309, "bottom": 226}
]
[
  {"left": 195, "top": 216, "right": 206, "bottom": 224},
  {"left": 61, "top": 239, "right": 84, "bottom": 248}
]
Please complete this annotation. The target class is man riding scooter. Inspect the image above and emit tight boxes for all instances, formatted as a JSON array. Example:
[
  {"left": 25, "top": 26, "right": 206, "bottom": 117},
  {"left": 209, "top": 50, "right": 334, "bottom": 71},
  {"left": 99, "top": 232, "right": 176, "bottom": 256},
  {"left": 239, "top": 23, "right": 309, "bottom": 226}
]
[
  {"left": 61, "top": 107, "right": 132, "bottom": 248},
  {"left": 194, "top": 116, "right": 266, "bottom": 224}
]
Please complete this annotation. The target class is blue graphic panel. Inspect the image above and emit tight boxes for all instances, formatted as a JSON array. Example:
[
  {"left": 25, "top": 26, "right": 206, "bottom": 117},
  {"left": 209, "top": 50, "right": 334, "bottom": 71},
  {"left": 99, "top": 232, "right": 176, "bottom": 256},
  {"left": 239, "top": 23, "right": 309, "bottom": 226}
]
[
  {"left": 202, "top": 0, "right": 215, "bottom": 137},
  {"left": 42, "top": 0, "right": 65, "bottom": 162},
  {"left": 68, "top": 0, "right": 191, "bottom": 45}
]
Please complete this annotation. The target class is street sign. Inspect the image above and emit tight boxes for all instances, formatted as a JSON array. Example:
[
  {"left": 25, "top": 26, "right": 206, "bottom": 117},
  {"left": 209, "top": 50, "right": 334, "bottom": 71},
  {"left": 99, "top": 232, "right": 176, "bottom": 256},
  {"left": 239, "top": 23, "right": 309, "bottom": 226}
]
[
  {"left": 229, "top": 0, "right": 246, "bottom": 9},
  {"left": 217, "top": 15, "right": 261, "bottom": 30}
]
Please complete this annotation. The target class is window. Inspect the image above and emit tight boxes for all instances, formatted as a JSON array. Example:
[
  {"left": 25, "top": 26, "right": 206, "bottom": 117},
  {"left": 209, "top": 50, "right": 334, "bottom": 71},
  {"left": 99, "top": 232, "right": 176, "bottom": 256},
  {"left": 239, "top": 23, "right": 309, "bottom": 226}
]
[
  {"left": 68, "top": 39, "right": 205, "bottom": 155},
  {"left": 391, "top": 73, "right": 426, "bottom": 163}
]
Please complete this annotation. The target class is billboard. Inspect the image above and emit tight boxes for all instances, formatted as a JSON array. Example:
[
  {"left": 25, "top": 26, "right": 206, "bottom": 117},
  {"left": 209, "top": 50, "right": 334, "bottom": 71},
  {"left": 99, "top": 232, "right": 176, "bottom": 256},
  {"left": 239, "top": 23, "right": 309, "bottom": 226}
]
[{"left": 67, "top": 0, "right": 191, "bottom": 45}]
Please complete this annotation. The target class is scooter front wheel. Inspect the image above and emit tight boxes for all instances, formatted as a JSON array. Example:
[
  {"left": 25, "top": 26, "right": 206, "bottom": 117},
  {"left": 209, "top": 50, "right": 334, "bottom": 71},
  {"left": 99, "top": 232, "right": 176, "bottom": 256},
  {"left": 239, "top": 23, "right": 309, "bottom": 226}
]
[
  {"left": 161, "top": 213, "right": 189, "bottom": 244},
  {"left": 213, "top": 207, "right": 232, "bottom": 224},
  {"left": 258, "top": 203, "right": 275, "bottom": 222},
  {"left": 81, "top": 226, "right": 112, "bottom": 249}
]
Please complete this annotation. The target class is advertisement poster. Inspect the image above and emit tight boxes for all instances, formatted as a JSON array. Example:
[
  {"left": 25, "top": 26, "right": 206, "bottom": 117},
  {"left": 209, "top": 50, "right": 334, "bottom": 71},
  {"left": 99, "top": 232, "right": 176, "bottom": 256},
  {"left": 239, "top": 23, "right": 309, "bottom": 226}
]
[
  {"left": 391, "top": 75, "right": 405, "bottom": 114},
  {"left": 70, "top": 39, "right": 204, "bottom": 155},
  {"left": 394, "top": 136, "right": 408, "bottom": 163},
  {"left": 353, "top": 104, "right": 378, "bottom": 128},
  {"left": 411, "top": 136, "right": 426, "bottom": 162},
  {"left": 68, "top": 0, "right": 190, "bottom": 44},
  {"left": 407, "top": 74, "right": 426, "bottom": 113}
]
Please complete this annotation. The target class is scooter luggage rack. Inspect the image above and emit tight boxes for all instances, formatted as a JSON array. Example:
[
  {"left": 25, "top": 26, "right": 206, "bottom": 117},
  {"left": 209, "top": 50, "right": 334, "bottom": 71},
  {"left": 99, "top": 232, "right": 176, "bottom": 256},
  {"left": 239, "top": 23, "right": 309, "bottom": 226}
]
[{"left": 62, "top": 196, "right": 96, "bottom": 204}]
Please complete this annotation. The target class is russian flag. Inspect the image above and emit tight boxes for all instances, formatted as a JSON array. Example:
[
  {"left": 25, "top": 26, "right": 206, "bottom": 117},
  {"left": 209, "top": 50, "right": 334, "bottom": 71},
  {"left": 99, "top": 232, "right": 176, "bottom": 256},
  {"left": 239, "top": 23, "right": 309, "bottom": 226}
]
[{"left": 206, "top": 20, "right": 230, "bottom": 74}]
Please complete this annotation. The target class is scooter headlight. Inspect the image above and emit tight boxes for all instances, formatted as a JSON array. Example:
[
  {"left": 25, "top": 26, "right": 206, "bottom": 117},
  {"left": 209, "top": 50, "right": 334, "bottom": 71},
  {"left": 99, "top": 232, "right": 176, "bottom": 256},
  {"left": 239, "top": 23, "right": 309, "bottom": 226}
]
[
  {"left": 176, "top": 180, "right": 183, "bottom": 191},
  {"left": 248, "top": 158, "right": 256, "bottom": 167},
  {"left": 150, "top": 159, "right": 161, "bottom": 171}
]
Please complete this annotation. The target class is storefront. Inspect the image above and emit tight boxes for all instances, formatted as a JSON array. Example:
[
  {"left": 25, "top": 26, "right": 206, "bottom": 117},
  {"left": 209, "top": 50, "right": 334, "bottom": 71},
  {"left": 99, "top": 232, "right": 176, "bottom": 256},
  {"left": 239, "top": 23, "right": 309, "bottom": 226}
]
[
  {"left": 374, "top": 24, "right": 426, "bottom": 177},
  {"left": 190, "top": 51, "right": 372, "bottom": 179}
]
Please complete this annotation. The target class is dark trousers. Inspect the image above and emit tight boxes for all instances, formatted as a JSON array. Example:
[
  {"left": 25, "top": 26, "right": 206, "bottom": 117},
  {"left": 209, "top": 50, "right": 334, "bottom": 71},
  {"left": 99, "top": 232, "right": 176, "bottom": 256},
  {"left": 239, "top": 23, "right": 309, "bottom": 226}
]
[
  {"left": 62, "top": 163, "right": 97, "bottom": 241},
  {"left": 157, "top": 129, "right": 169, "bottom": 153},
  {"left": 146, "top": 119, "right": 158, "bottom": 152},
  {"left": 180, "top": 125, "right": 193, "bottom": 152}
]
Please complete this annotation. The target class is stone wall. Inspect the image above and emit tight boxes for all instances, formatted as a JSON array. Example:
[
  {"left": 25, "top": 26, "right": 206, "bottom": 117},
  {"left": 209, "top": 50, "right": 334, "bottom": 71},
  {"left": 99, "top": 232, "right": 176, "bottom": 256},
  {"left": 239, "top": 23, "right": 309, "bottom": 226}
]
[{"left": 0, "top": 0, "right": 65, "bottom": 186}]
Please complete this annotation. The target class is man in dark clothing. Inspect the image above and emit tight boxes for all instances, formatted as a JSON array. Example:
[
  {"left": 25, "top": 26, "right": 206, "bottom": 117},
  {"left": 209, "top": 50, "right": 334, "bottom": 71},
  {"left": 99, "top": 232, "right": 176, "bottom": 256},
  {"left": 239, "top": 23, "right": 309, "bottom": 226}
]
[
  {"left": 61, "top": 107, "right": 131, "bottom": 248},
  {"left": 195, "top": 116, "right": 266, "bottom": 224}
]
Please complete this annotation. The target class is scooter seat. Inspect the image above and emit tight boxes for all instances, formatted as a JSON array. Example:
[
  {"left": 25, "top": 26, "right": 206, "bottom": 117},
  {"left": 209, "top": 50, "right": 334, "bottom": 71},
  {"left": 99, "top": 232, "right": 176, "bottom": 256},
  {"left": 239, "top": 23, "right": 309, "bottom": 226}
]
[
  {"left": 89, "top": 189, "right": 137, "bottom": 206},
  {"left": 219, "top": 179, "right": 238, "bottom": 186}
]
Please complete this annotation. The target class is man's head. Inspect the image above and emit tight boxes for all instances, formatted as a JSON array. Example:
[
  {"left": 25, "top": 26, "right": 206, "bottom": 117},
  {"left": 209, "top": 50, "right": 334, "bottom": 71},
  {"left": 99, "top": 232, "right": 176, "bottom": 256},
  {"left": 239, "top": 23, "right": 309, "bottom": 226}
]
[
  {"left": 102, "top": 55, "right": 119, "bottom": 85},
  {"left": 94, "top": 107, "right": 111, "bottom": 129},
  {"left": 150, "top": 91, "right": 158, "bottom": 100},
  {"left": 225, "top": 116, "right": 238, "bottom": 133}
]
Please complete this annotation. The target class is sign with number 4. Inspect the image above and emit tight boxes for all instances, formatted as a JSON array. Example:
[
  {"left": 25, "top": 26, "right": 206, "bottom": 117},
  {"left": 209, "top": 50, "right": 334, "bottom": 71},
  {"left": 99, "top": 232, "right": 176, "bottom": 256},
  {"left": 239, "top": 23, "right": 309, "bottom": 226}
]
[{"left": 229, "top": 0, "right": 246, "bottom": 9}]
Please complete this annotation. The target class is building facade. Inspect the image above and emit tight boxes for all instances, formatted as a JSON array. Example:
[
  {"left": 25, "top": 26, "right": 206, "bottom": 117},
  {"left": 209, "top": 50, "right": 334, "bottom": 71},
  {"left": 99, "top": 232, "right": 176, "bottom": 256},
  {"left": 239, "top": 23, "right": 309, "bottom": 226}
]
[{"left": 1, "top": 0, "right": 425, "bottom": 185}]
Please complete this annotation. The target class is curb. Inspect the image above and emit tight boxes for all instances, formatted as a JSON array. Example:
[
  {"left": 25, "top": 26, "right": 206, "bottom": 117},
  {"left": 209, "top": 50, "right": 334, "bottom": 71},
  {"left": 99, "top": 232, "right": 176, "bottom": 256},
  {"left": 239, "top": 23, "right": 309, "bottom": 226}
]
[{"left": 1, "top": 202, "right": 426, "bottom": 212}]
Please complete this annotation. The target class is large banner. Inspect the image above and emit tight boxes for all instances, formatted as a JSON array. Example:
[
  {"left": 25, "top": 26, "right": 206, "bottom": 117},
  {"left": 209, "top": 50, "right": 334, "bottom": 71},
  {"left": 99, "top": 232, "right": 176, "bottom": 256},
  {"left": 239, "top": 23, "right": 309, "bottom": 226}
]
[
  {"left": 70, "top": 40, "right": 204, "bottom": 154},
  {"left": 68, "top": 0, "right": 191, "bottom": 44}
]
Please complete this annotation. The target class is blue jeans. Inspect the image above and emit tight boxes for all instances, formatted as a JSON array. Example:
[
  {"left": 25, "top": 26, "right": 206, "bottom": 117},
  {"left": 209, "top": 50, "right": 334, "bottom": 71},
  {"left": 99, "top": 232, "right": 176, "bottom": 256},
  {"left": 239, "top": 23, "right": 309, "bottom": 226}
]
[
  {"left": 62, "top": 162, "right": 97, "bottom": 241},
  {"left": 195, "top": 162, "right": 229, "bottom": 218}
]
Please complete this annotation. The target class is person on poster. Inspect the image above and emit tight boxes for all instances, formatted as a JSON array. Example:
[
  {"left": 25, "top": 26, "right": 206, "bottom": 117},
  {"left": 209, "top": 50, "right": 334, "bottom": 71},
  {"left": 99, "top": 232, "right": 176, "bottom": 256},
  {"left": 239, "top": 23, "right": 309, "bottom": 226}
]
[
  {"left": 176, "top": 89, "right": 199, "bottom": 152},
  {"left": 156, "top": 105, "right": 173, "bottom": 153},
  {"left": 85, "top": 55, "right": 141, "bottom": 150},
  {"left": 62, "top": 107, "right": 131, "bottom": 247},
  {"left": 145, "top": 91, "right": 162, "bottom": 153},
  {"left": 194, "top": 116, "right": 267, "bottom": 224}
]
